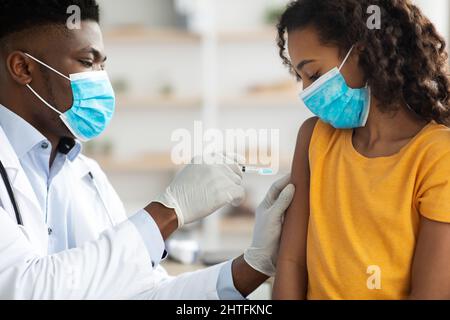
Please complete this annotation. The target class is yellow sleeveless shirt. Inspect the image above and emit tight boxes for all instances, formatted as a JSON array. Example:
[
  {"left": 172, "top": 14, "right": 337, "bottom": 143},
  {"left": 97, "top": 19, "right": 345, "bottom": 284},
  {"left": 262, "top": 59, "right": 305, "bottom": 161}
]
[{"left": 307, "top": 119, "right": 450, "bottom": 299}]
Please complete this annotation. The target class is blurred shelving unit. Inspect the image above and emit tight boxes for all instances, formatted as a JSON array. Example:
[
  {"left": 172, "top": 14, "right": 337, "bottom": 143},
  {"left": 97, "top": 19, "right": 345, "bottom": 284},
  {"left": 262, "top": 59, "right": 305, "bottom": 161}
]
[
  {"left": 105, "top": 27, "right": 200, "bottom": 43},
  {"left": 217, "top": 28, "right": 278, "bottom": 42},
  {"left": 92, "top": 0, "right": 306, "bottom": 300},
  {"left": 114, "top": 90, "right": 300, "bottom": 111},
  {"left": 219, "top": 92, "right": 299, "bottom": 109},
  {"left": 89, "top": 0, "right": 449, "bottom": 300},
  {"left": 104, "top": 26, "right": 278, "bottom": 44}
]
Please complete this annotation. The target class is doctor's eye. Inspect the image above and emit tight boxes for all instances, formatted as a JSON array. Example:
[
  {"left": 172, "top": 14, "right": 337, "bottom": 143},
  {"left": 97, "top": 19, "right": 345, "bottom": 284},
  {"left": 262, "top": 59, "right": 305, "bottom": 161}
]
[{"left": 79, "top": 60, "right": 94, "bottom": 68}]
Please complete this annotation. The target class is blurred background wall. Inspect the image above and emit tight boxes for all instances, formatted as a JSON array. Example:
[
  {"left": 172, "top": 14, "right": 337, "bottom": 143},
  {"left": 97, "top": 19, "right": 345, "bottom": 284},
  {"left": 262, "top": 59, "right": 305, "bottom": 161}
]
[{"left": 88, "top": 0, "right": 449, "bottom": 299}]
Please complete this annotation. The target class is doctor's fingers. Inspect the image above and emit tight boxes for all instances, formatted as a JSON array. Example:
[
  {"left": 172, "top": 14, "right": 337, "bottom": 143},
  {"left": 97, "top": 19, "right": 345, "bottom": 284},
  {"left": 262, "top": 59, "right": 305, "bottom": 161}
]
[
  {"left": 218, "top": 163, "right": 243, "bottom": 185},
  {"left": 264, "top": 174, "right": 291, "bottom": 204},
  {"left": 210, "top": 177, "right": 246, "bottom": 206},
  {"left": 206, "top": 157, "right": 243, "bottom": 185},
  {"left": 216, "top": 153, "right": 244, "bottom": 179},
  {"left": 270, "top": 184, "right": 295, "bottom": 219},
  {"left": 225, "top": 184, "right": 246, "bottom": 207},
  {"left": 192, "top": 153, "right": 243, "bottom": 182}
]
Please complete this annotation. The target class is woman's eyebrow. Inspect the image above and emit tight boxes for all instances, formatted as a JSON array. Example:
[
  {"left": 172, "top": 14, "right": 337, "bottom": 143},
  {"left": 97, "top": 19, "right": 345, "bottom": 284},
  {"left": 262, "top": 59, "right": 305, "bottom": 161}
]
[{"left": 296, "top": 59, "right": 316, "bottom": 71}]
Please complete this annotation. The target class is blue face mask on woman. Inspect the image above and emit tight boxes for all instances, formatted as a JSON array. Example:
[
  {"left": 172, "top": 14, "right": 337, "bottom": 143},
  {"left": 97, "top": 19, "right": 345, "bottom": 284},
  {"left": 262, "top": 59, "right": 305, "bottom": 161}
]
[
  {"left": 24, "top": 53, "right": 115, "bottom": 142},
  {"left": 299, "top": 46, "right": 371, "bottom": 129}
]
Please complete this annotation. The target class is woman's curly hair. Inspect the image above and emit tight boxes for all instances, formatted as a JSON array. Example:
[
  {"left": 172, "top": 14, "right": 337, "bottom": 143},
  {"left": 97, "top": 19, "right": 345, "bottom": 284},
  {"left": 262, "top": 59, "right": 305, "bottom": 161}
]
[{"left": 277, "top": 0, "right": 450, "bottom": 126}]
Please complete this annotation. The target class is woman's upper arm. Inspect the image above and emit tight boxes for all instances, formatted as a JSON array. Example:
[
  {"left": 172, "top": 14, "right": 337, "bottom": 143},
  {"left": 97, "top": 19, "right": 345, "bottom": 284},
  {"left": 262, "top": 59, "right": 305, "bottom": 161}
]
[
  {"left": 411, "top": 143, "right": 450, "bottom": 299},
  {"left": 409, "top": 216, "right": 450, "bottom": 299},
  {"left": 281, "top": 116, "right": 318, "bottom": 260},
  {"left": 273, "top": 117, "right": 318, "bottom": 299}
]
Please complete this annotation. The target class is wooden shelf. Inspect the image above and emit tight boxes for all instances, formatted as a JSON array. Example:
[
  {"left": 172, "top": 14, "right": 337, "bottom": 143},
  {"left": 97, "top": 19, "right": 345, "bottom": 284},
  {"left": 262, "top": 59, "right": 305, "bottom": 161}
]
[
  {"left": 104, "top": 27, "right": 201, "bottom": 44},
  {"left": 218, "top": 28, "right": 277, "bottom": 42},
  {"left": 114, "top": 91, "right": 298, "bottom": 111},
  {"left": 220, "top": 91, "right": 298, "bottom": 109}
]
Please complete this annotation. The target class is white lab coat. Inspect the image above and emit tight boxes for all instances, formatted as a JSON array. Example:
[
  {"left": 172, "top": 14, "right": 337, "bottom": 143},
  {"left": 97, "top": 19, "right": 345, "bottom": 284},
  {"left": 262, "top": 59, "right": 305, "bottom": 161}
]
[{"left": 0, "top": 126, "right": 224, "bottom": 300}]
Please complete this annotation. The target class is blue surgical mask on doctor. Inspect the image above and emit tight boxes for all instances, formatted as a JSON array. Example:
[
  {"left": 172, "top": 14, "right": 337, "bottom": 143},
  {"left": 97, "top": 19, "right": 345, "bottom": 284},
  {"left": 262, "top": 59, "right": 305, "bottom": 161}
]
[
  {"left": 24, "top": 53, "right": 115, "bottom": 142},
  {"left": 299, "top": 45, "right": 371, "bottom": 129}
]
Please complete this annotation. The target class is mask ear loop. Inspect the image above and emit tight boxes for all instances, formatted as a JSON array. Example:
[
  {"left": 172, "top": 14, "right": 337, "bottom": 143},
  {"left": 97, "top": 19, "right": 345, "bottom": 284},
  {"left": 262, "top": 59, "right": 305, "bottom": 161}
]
[
  {"left": 24, "top": 53, "right": 70, "bottom": 81},
  {"left": 23, "top": 53, "right": 71, "bottom": 116},
  {"left": 25, "top": 84, "right": 63, "bottom": 115},
  {"left": 338, "top": 45, "right": 369, "bottom": 88},
  {"left": 338, "top": 45, "right": 355, "bottom": 72}
]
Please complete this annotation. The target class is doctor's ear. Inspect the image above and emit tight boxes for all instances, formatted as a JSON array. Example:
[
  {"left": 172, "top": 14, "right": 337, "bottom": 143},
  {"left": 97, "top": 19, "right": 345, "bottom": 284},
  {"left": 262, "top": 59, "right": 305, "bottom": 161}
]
[{"left": 6, "top": 51, "right": 34, "bottom": 86}]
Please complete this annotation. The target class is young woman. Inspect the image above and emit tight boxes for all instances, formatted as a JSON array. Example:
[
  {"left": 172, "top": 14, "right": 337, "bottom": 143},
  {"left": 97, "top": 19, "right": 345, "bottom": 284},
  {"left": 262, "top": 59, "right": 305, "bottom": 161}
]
[{"left": 273, "top": 0, "right": 450, "bottom": 300}]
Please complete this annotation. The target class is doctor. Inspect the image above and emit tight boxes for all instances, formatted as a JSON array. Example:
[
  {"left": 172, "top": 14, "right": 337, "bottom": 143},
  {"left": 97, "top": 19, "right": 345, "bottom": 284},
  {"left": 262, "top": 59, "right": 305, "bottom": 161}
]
[{"left": 0, "top": 0, "right": 295, "bottom": 300}]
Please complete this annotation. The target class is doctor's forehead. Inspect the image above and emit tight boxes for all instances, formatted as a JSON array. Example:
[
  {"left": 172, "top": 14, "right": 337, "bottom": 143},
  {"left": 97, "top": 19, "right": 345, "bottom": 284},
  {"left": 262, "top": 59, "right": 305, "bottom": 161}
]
[
  {"left": 48, "top": 21, "right": 105, "bottom": 58},
  {"left": 64, "top": 21, "right": 105, "bottom": 59},
  {"left": 1, "top": 21, "right": 105, "bottom": 61}
]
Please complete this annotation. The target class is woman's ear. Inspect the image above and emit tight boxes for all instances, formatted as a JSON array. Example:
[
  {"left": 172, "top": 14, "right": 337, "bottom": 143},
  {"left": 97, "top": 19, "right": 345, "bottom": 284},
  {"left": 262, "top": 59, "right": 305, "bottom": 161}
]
[
  {"left": 6, "top": 51, "right": 34, "bottom": 86},
  {"left": 355, "top": 43, "right": 365, "bottom": 55},
  {"left": 346, "top": 43, "right": 365, "bottom": 70},
  {"left": 341, "top": 44, "right": 367, "bottom": 89}
]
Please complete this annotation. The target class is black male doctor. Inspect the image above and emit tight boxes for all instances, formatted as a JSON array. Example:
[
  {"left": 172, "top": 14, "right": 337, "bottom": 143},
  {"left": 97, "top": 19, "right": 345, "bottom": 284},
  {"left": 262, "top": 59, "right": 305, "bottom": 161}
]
[{"left": 0, "top": 0, "right": 295, "bottom": 299}]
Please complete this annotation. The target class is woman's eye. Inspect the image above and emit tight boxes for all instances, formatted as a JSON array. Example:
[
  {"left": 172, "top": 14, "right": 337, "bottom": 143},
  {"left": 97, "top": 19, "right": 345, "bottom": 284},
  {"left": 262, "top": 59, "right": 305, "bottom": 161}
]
[
  {"left": 79, "top": 60, "right": 94, "bottom": 68},
  {"left": 309, "top": 72, "right": 321, "bottom": 81}
]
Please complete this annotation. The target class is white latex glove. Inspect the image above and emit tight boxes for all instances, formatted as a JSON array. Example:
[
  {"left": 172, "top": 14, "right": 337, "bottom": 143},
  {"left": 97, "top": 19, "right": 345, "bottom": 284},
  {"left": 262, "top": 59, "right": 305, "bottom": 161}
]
[
  {"left": 244, "top": 174, "right": 295, "bottom": 277},
  {"left": 154, "top": 154, "right": 245, "bottom": 227}
]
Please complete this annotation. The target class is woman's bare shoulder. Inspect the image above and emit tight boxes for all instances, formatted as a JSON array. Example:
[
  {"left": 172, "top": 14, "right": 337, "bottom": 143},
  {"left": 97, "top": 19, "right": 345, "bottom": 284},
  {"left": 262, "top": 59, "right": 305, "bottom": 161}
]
[
  {"left": 291, "top": 117, "right": 319, "bottom": 182},
  {"left": 294, "top": 117, "right": 319, "bottom": 159}
]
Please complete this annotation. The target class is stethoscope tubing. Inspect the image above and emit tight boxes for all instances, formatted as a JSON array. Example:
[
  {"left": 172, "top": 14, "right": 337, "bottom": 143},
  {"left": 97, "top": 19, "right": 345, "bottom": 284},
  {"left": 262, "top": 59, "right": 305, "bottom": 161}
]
[{"left": 0, "top": 160, "right": 23, "bottom": 225}]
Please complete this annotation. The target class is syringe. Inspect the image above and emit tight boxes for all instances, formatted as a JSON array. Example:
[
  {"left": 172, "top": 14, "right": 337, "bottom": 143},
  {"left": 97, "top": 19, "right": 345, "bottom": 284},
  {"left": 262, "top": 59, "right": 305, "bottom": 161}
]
[{"left": 240, "top": 165, "right": 275, "bottom": 176}]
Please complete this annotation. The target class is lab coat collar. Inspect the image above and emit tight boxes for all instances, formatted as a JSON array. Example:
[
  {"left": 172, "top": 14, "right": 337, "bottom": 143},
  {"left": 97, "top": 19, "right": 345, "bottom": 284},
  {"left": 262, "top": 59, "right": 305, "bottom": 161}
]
[
  {"left": 0, "top": 104, "right": 82, "bottom": 162},
  {"left": 0, "top": 126, "right": 21, "bottom": 174},
  {"left": 0, "top": 104, "right": 46, "bottom": 159},
  {"left": 0, "top": 126, "right": 47, "bottom": 246}
]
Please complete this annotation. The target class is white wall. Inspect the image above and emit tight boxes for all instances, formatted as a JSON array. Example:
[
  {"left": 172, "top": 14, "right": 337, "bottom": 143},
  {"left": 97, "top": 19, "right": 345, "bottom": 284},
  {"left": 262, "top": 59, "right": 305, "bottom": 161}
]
[
  {"left": 212, "top": 0, "right": 287, "bottom": 32},
  {"left": 414, "top": 0, "right": 449, "bottom": 45},
  {"left": 97, "top": 0, "right": 180, "bottom": 28}
]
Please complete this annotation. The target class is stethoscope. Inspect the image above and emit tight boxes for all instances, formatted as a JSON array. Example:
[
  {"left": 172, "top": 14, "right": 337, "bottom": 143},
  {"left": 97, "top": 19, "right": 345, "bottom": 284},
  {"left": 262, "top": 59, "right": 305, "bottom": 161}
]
[
  {"left": 0, "top": 159, "right": 115, "bottom": 227},
  {"left": 0, "top": 137, "right": 115, "bottom": 228},
  {"left": 0, "top": 159, "right": 115, "bottom": 228},
  {"left": 0, "top": 138, "right": 76, "bottom": 227},
  {"left": 0, "top": 159, "right": 23, "bottom": 225}
]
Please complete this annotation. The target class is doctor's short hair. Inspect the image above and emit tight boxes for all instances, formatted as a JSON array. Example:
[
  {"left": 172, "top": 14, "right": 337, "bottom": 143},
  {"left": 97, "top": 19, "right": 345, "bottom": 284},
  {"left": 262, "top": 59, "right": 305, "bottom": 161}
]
[
  {"left": 0, "top": 0, "right": 99, "bottom": 40},
  {"left": 277, "top": 0, "right": 450, "bottom": 127}
]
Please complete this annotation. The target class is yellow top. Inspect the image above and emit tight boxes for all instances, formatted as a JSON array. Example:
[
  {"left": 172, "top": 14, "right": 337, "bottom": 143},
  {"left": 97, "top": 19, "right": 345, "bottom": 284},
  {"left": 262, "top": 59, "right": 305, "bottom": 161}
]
[{"left": 307, "top": 119, "right": 450, "bottom": 300}]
